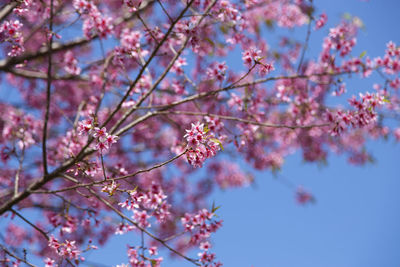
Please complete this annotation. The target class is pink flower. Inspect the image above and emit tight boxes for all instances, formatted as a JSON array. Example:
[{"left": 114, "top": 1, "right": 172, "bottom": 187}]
[
  {"left": 105, "top": 134, "right": 119, "bottom": 146},
  {"left": 93, "top": 127, "right": 107, "bottom": 139},
  {"left": 200, "top": 241, "right": 211, "bottom": 251},
  {"left": 315, "top": 13, "right": 328, "bottom": 30},
  {"left": 44, "top": 258, "right": 57, "bottom": 267},
  {"left": 95, "top": 141, "right": 109, "bottom": 152},
  {"left": 148, "top": 246, "right": 158, "bottom": 256}
]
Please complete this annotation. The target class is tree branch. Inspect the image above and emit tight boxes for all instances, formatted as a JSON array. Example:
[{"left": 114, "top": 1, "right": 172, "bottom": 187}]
[{"left": 42, "top": 0, "right": 54, "bottom": 176}]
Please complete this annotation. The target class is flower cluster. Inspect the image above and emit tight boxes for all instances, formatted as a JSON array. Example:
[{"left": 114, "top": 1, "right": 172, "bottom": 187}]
[
  {"left": 117, "top": 29, "right": 148, "bottom": 60},
  {"left": 172, "top": 57, "right": 188, "bottom": 76},
  {"left": 242, "top": 47, "right": 262, "bottom": 68},
  {"left": 120, "top": 247, "right": 163, "bottom": 267},
  {"left": 77, "top": 119, "right": 119, "bottom": 153},
  {"left": 213, "top": 0, "right": 244, "bottom": 30},
  {"left": 242, "top": 47, "right": 274, "bottom": 76},
  {"left": 184, "top": 122, "right": 221, "bottom": 168},
  {"left": 325, "top": 20, "right": 359, "bottom": 57},
  {"left": 2, "top": 110, "right": 41, "bottom": 150},
  {"left": 181, "top": 209, "right": 223, "bottom": 267},
  {"left": 204, "top": 116, "right": 224, "bottom": 133},
  {"left": 207, "top": 62, "right": 227, "bottom": 82},
  {"left": 315, "top": 13, "right": 328, "bottom": 30},
  {"left": 73, "top": 0, "right": 113, "bottom": 38},
  {"left": 118, "top": 183, "right": 171, "bottom": 229},
  {"left": 0, "top": 20, "right": 24, "bottom": 56},
  {"left": 48, "top": 235, "right": 81, "bottom": 260},
  {"left": 47, "top": 213, "right": 79, "bottom": 234},
  {"left": 328, "top": 92, "right": 386, "bottom": 135},
  {"left": 375, "top": 41, "right": 400, "bottom": 77},
  {"left": 14, "top": 0, "right": 32, "bottom": 15},
  {"left": 63, "top": 51, "right": 81, "bottom": 75},
  {"left": 209, "top": 162, "right": 252, "bottom": 189}
]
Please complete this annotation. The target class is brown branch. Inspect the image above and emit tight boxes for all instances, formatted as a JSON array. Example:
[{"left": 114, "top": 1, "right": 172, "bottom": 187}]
[
  {"left": 10, "top": 208, "right": 49, "bottom": 240},
  {"left": 31, "top": 149, "right": 187, "bottom": 194},
  {"left": 297, "top": 14, "right": 313, "bottom": 73},
  {"left": 7, "top": 68, "right": 88, "bottom": 81},
  {"left": 0, "top": 1, "right": 18, "bottom": 23},
  {"left": 157, "top": 110, "right": 331, "bottom": 130},
  {"left": 14, "top": 140, "right": 25, "bottom": 196},
  {"left": 42, "top": 0, "right": 54, "bottom": 176},
  {"left": 0, "top": 244, "right": 37, "bottom": 267}
]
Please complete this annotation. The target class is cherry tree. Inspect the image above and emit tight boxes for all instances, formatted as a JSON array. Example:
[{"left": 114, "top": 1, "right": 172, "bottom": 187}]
[{"left": 0, "top": 0, "right": 398, "bottom": 266}]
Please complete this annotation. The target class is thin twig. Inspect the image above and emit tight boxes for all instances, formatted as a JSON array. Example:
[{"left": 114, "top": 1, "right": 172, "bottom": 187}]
[
  {"left": 14, "top": 140, "right": 25, "bottom": 196},
  {"left": 42, "top": 0, "right": 54, "bottom": 176},
  {"left": 158, "top": 110, "right": 330, "bottom": 130},
  {"left": 0, "top": 244, "right": 37, "bottom": 267},
  {"left": 10, "top": 208, "right": 49, "bottom": 240},
  {"left": 0, "top": 1, "right": 18, "bottom": 23},
  {"left": 31, "top": 149, "right": 187, "bottom": 194},
  {"left": 297, "top": 15, "right": 313, "bottom": 73}
]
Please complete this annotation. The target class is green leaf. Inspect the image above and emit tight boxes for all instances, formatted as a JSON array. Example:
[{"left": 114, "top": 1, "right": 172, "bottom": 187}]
[
  {"left": 220, "top": 25, "right": 228, "bottom": 34},
  {"left": 129, "top": 185, "right": 138, "bottom": 194},
  {"left": 211, "top": 201, "right": 221, "bottom": 213},
  {"left": 265, "top": 19, "right": 274, "bottom": 29},
  {"left": 205, "top": 37, "right": 215, "bottom": 47},
  {"left": 383, "top": 97, "right": 391, "bottom": 103},
  {"left": 209, "top": 138, "right": 224, "bottom": 151},
  {"left": 343, "top": 13, "right": 352, "bottom": 21},
  {"left": 204, "top": 124, "right": 210, "bottom": 134},
  {"left": 359, "top": 50, "right": 367, "bottom": 59}
]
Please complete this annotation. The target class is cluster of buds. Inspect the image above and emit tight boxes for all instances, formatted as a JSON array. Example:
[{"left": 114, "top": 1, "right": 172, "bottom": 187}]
[
  {"left": 207, "top": 62, "right": 228, "bottom": 82},
  {"left": 184, "top": 122, "right": 222, "bottom": 168},
  {"left": 77, "top": 118, "right": 119, "bottom": 153},
  {"left": 117, "top": 246, "right": 163, "bottom": 267},
  {"left": 14, "top": 0, "right": 32, "bottom": 15},
  {"left": 73, "top": 0, "right": 113, "bottom": 38}
]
